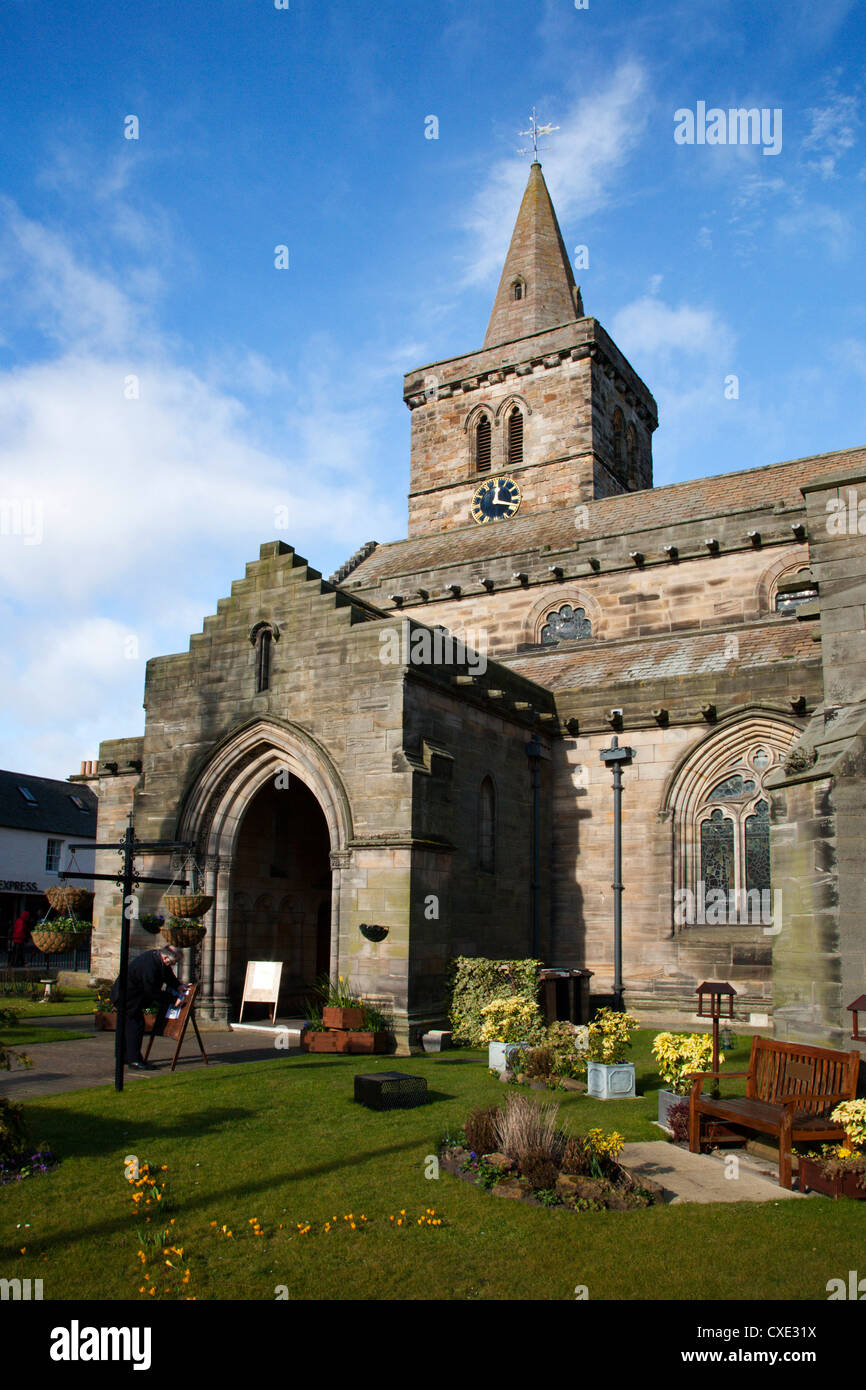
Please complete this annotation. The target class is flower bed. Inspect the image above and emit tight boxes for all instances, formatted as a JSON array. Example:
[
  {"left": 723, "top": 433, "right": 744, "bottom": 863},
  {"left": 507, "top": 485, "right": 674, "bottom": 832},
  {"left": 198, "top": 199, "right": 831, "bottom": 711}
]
[{"left": 439, "top": 1093, "right": 659, "bottom": 1213}]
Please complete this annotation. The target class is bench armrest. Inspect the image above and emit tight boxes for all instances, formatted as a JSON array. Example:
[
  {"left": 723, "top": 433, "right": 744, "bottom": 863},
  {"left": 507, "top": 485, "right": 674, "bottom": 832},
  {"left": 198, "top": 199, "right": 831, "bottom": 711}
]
[
  {"left": 777, "top": 1090, "right": 854, "bottom": 1111},
  {"left": 687, "top": 1069, "right": 749, "bottom": 1101}
]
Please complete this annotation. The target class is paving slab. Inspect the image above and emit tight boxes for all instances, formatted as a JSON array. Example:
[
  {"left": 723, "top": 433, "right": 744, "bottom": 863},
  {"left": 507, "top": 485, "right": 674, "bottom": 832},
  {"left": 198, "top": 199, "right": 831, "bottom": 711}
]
[{"left": 621, "top": 1141, "right": 808, "bottom": 1203}]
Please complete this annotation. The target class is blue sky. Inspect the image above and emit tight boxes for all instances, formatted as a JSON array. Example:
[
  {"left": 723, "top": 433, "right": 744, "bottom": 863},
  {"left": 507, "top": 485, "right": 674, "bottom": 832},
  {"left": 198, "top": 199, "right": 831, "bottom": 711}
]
[{"left": 1, "top": 0, "right": 864, "bottom": 776}]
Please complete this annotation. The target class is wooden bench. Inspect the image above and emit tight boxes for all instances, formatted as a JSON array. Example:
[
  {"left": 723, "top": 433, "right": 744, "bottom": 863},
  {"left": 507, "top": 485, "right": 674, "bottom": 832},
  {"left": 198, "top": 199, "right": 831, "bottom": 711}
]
[{"left": 688, "top": 1036, "right": 860, "bottom": 1189}]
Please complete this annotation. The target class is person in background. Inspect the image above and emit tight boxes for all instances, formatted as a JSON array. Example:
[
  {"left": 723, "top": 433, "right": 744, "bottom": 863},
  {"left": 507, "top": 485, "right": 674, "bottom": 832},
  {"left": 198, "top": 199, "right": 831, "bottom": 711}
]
[
  {"left": 110, "top": 946, "right": 186, "bottom": 1070},
  {"left": 10, "top": 909, "right": 31, "bottom": 968}
]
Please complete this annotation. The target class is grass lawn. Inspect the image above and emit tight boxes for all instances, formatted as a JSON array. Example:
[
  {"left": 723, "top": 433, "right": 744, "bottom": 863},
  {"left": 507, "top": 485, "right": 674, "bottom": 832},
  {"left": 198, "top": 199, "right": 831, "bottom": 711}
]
[
  {"left": 0, "top": 988, "right": 97, "bottom": 1018},
  {"left": 0, "top": 1024, "right": 91, "bottom": 1047},
  {"left": 0, "top": 1030, "right": 857, "bottom": 1302}
]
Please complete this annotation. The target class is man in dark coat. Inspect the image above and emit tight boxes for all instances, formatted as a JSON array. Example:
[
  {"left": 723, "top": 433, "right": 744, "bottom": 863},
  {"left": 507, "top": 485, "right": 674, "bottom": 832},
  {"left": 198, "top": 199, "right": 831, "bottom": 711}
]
[{"left": 110, "top": 947, "right": 186, "bottom": 1070}]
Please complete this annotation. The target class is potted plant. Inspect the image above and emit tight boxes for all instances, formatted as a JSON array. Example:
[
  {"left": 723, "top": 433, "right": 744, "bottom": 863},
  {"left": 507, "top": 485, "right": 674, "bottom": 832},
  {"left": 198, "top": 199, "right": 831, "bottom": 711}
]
[
  {"left": 137, "top": 913, "right": 165, "bottom": 935},
  {"left": 651, "top": 1032, "right": 720, "bottom": 1127},
  {"left": 93, "top": 988, "right": 159, "bottom": 1033},
  {"left": 318, "top": 976, "right": 365, "bottom": 1032},
  {"left": 479, "top": 994, "right": 545, "bottom": 1073},
  {"left": 31, "top": 916, "right": 92, "bottom": 954},
  {"left": 346, "top": 1003, "right": 390, "bottom": 1054},
  {"left": 584, "top": 1009, "right": 640, "bottom": 1099},
  {"left": 162, "top": 917, "right": 207, "bottom": 948},
  {"left": 799, "top": 1102, "right": 866, "bottom": 1199},
  {"left": 163, "top": 893, "right": 213, "bottom": 920}
]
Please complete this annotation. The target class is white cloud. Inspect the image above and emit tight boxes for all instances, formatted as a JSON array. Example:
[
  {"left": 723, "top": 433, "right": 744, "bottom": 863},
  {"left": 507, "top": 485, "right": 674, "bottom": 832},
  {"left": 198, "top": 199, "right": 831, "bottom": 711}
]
[
  {"left": 462, "top": 63, "right": 650, "bottom": 285},
  {"left": 802, "top": 90, "right": 860, "bottom": 177},
  {"left": 775, "top": 203, "right": 853, "bottom": 259},
  {"left": 611, "top": 295, "right": 735, "bottom": 362}
]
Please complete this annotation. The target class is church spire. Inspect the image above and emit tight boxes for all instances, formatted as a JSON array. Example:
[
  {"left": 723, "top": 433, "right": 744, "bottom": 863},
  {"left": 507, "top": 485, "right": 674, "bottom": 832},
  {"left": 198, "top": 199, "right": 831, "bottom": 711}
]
[{"left": 483, "top": 161, "right": 583, "bottom": 349}]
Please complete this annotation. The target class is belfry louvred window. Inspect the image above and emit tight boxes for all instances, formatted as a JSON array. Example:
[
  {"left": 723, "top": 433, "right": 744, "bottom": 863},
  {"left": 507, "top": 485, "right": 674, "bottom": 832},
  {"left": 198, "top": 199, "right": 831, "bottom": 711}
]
[
  {"left": 507, "top": 407, "right": 523, "bottom": 466},
  {"left": 476, "top": 415, "right": 491, "bottom": 473}
]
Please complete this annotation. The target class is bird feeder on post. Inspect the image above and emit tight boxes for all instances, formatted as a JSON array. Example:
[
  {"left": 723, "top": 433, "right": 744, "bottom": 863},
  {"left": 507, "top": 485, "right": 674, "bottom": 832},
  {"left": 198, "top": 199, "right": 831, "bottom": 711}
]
[
  {"left": 847, "top": 995, "right": 866, "bottom": 1041},
  {"left": 696, "top": 981, "right": 737, "bottom": 1097}
]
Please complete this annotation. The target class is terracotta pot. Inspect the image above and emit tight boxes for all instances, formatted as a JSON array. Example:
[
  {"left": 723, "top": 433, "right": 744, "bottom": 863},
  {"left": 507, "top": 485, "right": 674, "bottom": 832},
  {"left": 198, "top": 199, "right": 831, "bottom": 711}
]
[
  {"left": 45, "top": 886, "right": 94, "bottom": 916},
  {"left": 305, "top": 1031, "right": 338, "bottom": 1053},
  {"left": 31, "top": 929, "right": 90, "bottom": 954},
  {"left": 162, "top": 920, "right": 207, "bottom": 948},
  {"left": 322, "top": 1006, "right": 364, "bottom": 1031},
  {"left": 163, "top": 894, "right": 213, "bottom": 921},
  {"left": 346, "top": 1031, "right": 388, "bottom": 1054},
  {"left": 799, "top": 1156, "right": 866, "bottom": 1199}
]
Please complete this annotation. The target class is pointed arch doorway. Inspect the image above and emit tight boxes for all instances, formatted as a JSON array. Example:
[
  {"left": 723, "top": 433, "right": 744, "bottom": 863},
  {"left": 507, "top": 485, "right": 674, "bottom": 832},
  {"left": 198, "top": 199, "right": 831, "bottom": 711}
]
[
  {"left": 177, "top": 718, "right": 353, "bottom": 1024},
  {"left": 228, "top": 776, "right": 331, "bottom": 1017}
]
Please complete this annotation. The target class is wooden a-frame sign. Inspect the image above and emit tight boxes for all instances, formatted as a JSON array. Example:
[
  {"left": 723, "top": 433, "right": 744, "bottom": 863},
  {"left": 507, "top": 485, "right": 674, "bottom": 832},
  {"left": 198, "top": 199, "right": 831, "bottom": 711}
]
[{"left": 143, "top": 983, "right": 208, "bottom": 1072}]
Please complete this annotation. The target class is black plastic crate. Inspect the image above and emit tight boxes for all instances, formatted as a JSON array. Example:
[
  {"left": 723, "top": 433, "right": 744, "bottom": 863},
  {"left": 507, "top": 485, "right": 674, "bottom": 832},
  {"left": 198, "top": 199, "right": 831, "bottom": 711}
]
[{"left": 354, "top": 1071, "right": 428, "bottom": 1111}]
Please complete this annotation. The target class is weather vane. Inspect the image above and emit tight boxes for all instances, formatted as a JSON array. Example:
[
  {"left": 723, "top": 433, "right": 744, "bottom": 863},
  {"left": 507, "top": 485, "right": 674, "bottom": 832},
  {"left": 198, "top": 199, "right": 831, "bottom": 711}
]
[{"left": 518, "top": 107, "right": 559, "bottom": 161}]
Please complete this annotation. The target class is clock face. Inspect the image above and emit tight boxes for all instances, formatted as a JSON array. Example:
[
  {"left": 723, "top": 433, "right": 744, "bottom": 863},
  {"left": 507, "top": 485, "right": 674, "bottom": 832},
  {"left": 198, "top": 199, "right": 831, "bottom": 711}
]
[{"left": 471, "top": 475, "right": 522, "bottom": 525}]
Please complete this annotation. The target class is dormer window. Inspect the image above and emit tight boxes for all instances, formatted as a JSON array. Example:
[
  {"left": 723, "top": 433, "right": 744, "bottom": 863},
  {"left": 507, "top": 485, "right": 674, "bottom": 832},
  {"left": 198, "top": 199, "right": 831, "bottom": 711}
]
[
  {"left": 507, "top": 406, "right": 524, "bottom": 466},
  {"left": 512, "top": 277, "right": 526, "bottom": 301}
]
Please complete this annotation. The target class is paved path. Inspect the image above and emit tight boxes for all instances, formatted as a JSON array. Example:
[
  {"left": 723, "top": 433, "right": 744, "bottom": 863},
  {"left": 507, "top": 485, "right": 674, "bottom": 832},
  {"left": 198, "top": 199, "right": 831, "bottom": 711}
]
[
  {"left": 622, "top": 1141, "right": 808, "bottom": 1202},
  {"left": 2, "top": 1022, "right": 299, "bottom": 1099}
]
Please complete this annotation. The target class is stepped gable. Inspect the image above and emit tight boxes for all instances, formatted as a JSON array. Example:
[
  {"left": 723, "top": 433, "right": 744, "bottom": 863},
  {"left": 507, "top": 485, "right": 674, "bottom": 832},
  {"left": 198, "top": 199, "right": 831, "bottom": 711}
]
[
  {"left": 176, "top": 541, "right": 385, "bottom": 660},
  {"left": 501, "top": 620, "right": 819, "bottom": 691},
  {"left": 346, "top": 445, "right": 866, "bottom": 586}
]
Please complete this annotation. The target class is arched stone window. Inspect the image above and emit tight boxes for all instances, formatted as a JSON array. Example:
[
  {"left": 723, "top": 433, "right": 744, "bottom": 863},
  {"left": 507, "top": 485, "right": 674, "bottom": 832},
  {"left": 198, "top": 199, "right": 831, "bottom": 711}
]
[
  {"left": 478, "top": 776, "right": 495, "bottom": 873},
  {"left": 665, "top": 720, "right": 799, "bottom": 932},
  {"left": 540, "top": 604, "right": 592, "bottom": 645},
  {"left": 512, "top": 276, "right": 526, "bottom": 301},
  {"left": 773, "top": 566, "right": 818, "bottom": 615},
  {"left": 507, "top": 406, "right": 524, "bottom": 466},
  {"left": 250, "top": 621, "right": 279, "bottom": 694},
  {"left": 475, "top": 415, "right": 492, "bottom": 473}
]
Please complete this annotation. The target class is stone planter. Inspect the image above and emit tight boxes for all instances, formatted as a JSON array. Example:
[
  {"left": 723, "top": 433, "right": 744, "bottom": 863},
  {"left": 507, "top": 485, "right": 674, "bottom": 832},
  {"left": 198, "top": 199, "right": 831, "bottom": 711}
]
[
  {"left": 586, "top": 1060, "right": 636, "bottom": 1100},
  {"left": 322, "top": 1006, "right": 364, "bottom": 1031},
  {"left": 657, "top": 1089, "right": 684, "bottom": 1128},
  {"left": 488, "top": 1040, "right": 530, "bottom": 1073}
]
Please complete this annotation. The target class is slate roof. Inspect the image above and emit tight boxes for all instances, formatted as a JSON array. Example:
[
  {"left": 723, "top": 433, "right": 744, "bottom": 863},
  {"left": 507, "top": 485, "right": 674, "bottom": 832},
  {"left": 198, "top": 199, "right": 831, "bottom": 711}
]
[
  {"left": 0, "top": 770, "right": 97, "bottom": 836},
  {"left": 347, "top": 446, "right": 866, "bottom": 586},
  {"left": 500, "top": 619, "right": 818, "bottom": 691}
]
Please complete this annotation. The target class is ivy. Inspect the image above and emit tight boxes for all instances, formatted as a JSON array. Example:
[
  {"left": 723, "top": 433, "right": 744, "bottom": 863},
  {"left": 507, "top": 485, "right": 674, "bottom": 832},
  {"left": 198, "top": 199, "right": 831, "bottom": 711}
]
[{"left": 447, "top": 957, "right": 543, "bottom": 1046}]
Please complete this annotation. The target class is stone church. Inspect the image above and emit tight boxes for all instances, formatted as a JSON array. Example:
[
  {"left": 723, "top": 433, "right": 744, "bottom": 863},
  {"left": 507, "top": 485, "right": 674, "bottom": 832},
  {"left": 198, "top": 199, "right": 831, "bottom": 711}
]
[{"left": 85, "top": 161, "right": 866, "bottom": 1052}]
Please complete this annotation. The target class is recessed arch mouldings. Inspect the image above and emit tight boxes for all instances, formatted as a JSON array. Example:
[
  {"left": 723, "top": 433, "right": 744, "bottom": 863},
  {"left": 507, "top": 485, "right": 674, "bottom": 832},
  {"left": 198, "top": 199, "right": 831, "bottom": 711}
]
[
  {"left": 494, "top": 392, "right": 532, "bottom": 423},
  {"left": 176, "top": 716, "right": 353, "bottom": 861},
  {"left": 661, "top": 709, "right": 801, "bottom": 928},
  {"left": 522, "top": 587, "right": 603, "bottom": 646},
  {"left": 755, "top": 552, "right": 812, "bottom": 614}
]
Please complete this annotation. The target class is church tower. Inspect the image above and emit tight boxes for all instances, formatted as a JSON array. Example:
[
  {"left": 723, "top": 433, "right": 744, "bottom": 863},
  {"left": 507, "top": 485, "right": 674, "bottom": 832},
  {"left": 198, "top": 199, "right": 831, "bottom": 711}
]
[{"left": 403, "top": 161, "right": 658, "bottom": 537}]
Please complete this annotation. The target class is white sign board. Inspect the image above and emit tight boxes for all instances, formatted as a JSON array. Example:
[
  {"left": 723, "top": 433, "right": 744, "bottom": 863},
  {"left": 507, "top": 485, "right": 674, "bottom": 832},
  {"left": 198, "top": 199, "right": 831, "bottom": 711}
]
[{"left": 239, "top": 960, "right": 283, "bottom": 1024}]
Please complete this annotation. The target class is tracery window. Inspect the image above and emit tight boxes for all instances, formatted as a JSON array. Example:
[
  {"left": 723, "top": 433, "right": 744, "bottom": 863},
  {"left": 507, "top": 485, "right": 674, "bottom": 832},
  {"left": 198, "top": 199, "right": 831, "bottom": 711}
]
[
  {"left": 694, "top": 747, "right": 777, "bottom": 919},
  {"left": 541, "top": 604, "right": 592, "bottom": 645}
]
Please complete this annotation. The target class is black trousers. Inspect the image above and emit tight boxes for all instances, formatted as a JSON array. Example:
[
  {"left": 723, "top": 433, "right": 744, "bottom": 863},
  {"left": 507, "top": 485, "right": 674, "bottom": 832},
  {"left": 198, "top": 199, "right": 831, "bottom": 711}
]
[{"left": 124, "top": 1009, "right": 146, "bottom": 1064}]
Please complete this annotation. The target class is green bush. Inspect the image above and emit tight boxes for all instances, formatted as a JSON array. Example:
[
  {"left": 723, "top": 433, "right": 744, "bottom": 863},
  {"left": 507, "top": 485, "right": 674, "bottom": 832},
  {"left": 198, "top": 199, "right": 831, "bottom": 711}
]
[
  {"left": 0, "top": 1097, "right": 28, "bottom": 1166},
  {"left": 448, "top": 957, "right": 543, "bottom": 1046}
]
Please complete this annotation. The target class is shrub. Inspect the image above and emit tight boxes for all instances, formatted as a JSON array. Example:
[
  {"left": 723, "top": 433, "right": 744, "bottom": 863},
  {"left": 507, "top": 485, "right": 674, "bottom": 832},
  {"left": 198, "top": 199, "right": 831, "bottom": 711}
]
[
  {"left": 479, "top": 995, "right": 546, "bottom": 1045},
  {"left": 0, "top": 1097, "right": 28, "bottom": 1166},
  {"left": 544, "top": 1021, "right": 585, "bottom": 1078},
  {"left": 448, "top": 957, "right": 543, "bottom": 1047},
  {"left": 669, "top": 1101, "right": 690, "bottom": 1144},
  {"left": 524, "top": 1046, "right": 555, "bottom": 1080},
  {"left": 493, "top": 1092, "right": 565, "bottom": 1166},
  {"left": 585, "top": 1008, "right": 640, "bottom": 1063},
  {"left": 519, "top": 1149, "right": 560, "bottom": 1192},
  {"left": 464, "top": 1105, "right": 502, "bottom": 1157},
  {"left": 652, "top": 1032, "right": 720, "bottom": 1095},
  {"left": 561, "top": 1136, "right": 588, "bottom": 1175},
  {"left": 560, "top": 1127, "right": 625, "bottom": 1178}
]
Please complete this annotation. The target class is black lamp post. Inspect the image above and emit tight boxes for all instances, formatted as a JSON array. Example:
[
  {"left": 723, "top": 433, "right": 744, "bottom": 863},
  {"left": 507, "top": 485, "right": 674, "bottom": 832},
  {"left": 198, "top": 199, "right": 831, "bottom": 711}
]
[{"left": 599, "top": 735, "right": 634, "bottom": 1010}]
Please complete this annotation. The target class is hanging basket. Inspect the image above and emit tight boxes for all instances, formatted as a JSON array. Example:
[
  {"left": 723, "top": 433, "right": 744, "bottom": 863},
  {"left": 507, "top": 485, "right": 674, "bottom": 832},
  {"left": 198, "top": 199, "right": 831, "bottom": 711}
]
[
  {"left": 31, "top": 927, "right": 91, "bottom": 954},
  {"left": 162, "top": 918, "right": 207, "bottom": 949},
  {"left": 163, "top": 894, "right": 213, "bottom": 921},
  {"left": 45, "top": 885, "right": 94, "bottom": 917}
]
